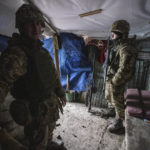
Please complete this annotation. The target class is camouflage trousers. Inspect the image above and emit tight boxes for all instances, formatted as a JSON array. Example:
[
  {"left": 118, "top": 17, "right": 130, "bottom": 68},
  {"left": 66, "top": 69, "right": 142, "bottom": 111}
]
[
  {"left": 26, "top": 122, "right": 56, "bottom": 150},
  {"left": 9, "top": 96, "right": 60, "bottom": 150},
  {"left": 105, "top": 80, "right": 125, "bottom": 119}
]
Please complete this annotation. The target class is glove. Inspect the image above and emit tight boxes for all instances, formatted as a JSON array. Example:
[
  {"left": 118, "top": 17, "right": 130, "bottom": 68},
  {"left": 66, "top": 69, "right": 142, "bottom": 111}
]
[{"left": 59, "top": 97, "right": 66, "bottom": 107}]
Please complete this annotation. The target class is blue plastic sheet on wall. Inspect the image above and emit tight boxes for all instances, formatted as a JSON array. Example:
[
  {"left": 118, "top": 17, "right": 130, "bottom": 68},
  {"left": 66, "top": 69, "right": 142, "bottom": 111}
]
[
  {"left": 42, "top": 32, "right": 92, "bottom": 91},
  {"left": 0, "top": 33, "right": 92, "bottom": 91},
  {"left": 0, "top": 35, "right": 9, "bottom": 51}
]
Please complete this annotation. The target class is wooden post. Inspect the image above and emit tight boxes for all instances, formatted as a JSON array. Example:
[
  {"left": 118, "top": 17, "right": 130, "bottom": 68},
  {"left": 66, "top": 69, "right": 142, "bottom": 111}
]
[
  {"left": 66, "top": 74, "right": 70, "bottom": 92},
  {"left": 52, "top": 34, "right": 61, "bottom": 79},
  {"left": 53, "top": 47, "right": 60, "bottom": 79}
]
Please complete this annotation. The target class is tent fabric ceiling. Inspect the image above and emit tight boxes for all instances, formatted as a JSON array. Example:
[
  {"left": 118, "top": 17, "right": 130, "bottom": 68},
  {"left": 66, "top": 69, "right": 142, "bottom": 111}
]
[{"left": 0, "top": 0, "right": 150, "bottom": 39}]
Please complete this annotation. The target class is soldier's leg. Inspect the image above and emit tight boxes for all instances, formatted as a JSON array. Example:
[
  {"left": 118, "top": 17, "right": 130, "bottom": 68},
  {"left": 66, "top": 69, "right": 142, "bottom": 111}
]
[
  {"left": 24, "top": 124, "right": 49, "bottom": 150},
  {"left": 108, "top": 85, "right": 125, "bottom": 134},
  {"left": 27, "top": 102, "right": 59, "bottom": 150},
  {"left": 105, "top": 80, "right": 113, "bottom": 107},
  {"left": 101, "top": 81, "right": 116, "bottom": 118},
  {"left": 111, "top": 85, "right": 125, "bottom": 119}
]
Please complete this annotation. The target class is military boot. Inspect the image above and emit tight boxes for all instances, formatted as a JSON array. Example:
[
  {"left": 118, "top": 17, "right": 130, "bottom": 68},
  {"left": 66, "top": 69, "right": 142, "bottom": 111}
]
[
  {"left": 100, "top": 108, "right": 116, "bottom": 118},
  {"left": 108, "top": 118, "right": 125, "bottom": 134}
]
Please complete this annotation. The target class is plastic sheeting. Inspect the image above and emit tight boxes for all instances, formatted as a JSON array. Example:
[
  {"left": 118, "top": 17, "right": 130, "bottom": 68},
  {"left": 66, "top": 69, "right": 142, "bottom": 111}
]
[
  {"left": 0, "top": 35, "right": 9, "bottom": 52},
  {"left": 0, "top": 33, "right": 92, "bottom": 91},
  {"left": 1, "top": 0, "right": 150, "bottom": 38},
  {"left": 43, "top": 32, "right": 92, "bottom": 91}
]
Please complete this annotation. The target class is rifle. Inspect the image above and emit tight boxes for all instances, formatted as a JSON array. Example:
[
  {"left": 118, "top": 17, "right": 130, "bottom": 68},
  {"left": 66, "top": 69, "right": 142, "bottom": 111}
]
[
  {"left": 102, "top": 37, "right": 110, "bottom": 94},
  {"left": 88, "top": 52, "right": 97, "bottom": 112}
]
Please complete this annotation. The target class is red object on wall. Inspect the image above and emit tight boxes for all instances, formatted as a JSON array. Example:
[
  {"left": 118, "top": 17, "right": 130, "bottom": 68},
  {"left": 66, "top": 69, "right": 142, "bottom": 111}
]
[{"left": 87, "top": 40, "right": 106, "bottom": 64}]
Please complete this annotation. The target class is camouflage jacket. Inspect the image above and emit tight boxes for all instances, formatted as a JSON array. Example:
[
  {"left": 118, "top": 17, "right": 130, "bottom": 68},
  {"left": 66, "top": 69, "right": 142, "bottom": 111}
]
[
  {"left": 0, "top": 33, "right": 65, "bottom": 104},
  {"left": 107, "top": 39, "right": 137, "bottom": 86}
]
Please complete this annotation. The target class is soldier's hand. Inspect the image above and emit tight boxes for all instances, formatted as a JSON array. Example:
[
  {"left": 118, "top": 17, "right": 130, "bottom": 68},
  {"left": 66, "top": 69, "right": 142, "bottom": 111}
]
[{"left": 60, "top": 97, "right": 66, "bottom": 107}]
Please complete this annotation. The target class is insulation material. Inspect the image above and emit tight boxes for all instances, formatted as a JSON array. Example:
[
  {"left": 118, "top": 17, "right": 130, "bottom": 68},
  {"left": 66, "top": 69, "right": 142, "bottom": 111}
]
[{"left": 0, "top": 0, "right": 150, "bottom": 38}]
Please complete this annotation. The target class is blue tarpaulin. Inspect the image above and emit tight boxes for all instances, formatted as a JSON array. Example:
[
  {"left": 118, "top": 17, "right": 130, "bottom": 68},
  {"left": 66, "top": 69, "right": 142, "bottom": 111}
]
[
  {"left": 0, "top": 33, "right": 92, "bottom": 91},
  {"left": 0, "top": 35, "right": 9, "bottom": 52},
  {"left": 43, "top": 32, "right": 92, "bottom": 91}
]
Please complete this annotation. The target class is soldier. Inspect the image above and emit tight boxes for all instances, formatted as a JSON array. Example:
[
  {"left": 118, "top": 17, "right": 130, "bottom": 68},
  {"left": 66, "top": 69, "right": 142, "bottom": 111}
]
[
  {"left": 0, "top": 4, "right": 66, "bottom": 150},
  {"left": 101, "top": 20, "right": 137, "bottom": 134}
]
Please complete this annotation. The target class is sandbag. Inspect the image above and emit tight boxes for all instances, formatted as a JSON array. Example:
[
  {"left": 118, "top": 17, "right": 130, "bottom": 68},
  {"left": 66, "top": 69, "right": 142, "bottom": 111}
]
[{"left": 126, "top": 88, "right": 150, "bottom": 120}]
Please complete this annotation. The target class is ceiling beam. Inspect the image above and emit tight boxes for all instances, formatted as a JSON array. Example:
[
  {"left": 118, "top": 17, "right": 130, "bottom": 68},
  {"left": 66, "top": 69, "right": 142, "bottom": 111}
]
[{"left": 79, "top": 9, "right": 102, "bottom": 17}]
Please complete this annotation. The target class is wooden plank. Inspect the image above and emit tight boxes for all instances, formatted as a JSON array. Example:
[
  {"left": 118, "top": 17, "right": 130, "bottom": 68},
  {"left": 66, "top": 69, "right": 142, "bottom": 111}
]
[
  {"left": 52, "top": 34, "right": 61, "bottom": 79},
  {"left": 79, "top": 9, "right": 102, "bottom": 17}
]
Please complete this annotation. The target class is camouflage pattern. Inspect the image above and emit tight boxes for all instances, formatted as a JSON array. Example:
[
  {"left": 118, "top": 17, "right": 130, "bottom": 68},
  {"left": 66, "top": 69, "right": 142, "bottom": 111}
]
[
  {"left": 48, "top": 122, "right": 56, "bottom": 141},
  {"left": 0, "top": 33, "right": 65, "bottom": 150},
  {"left": 15, "top": 4, "right": 45, "bottom": 28},
  {"left": 105, "top": 80, "right": 125, "bottom": 119},
  {"left": 105, "top": 39, "right": 137, "bottom": 119},
  {"left": 111, "top": 20, "right": 130, "bottom": 35},
  {"left": 0, "top": 41, "right": 28, "bottom": 104}
]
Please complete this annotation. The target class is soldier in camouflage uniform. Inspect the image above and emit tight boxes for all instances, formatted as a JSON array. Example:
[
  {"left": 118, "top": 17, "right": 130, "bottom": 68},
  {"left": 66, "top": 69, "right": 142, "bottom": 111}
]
[
  {"left": 0, "top": 4, "right": 66, "bottom": 150},
  {"left": 102, "top": 20, "right": 137, "bottom": 134}
]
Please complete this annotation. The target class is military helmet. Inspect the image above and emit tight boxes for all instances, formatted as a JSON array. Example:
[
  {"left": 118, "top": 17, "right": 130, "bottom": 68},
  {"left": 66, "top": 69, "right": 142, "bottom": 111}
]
[
  {"left": 15, "top": 4, "right": 45, "bottom": 28},
  {"left": 111, "top": 20, "right": 130, "bottom": 34}
]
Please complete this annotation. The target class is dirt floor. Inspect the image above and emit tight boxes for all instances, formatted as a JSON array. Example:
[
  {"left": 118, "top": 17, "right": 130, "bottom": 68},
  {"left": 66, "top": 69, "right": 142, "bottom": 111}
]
[{"left": 53, "top": 102, "right": 125, "bottom": 150}]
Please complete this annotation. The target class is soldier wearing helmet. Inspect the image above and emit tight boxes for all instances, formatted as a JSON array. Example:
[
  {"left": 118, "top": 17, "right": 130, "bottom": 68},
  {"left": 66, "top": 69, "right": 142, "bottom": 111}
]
[
  {"left": 101, "top": 20, "right": 137, "bottom": 134},
  {"left": 0, "top": 4, "right": 66, "bottom": 150},
  {"left": 111, "top": 20, "right": 130, "bottom": 39},
  {"left": 15, "top": 4, "right": 45, "bottom": 29}
]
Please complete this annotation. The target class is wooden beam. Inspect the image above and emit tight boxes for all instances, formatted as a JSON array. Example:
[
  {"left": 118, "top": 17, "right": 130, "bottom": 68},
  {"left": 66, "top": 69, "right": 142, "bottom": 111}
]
[
  {"left": 79, "top": 9, "right": 102, "bottom": 17},
  {"left": 52, "top": 34, "right": 61, "bottom": 79},
  {"left": 66, "top": 74, "right": 70, "bottom": 92},
  {"left": 53, "top": 46, "right": 60, "bottom": 79}
]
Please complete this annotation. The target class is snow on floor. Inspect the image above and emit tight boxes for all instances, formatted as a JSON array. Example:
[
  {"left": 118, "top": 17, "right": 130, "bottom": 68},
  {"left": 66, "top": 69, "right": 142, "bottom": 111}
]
[{"left": 53, "top": 102, "right": 124, "bottom": 150}]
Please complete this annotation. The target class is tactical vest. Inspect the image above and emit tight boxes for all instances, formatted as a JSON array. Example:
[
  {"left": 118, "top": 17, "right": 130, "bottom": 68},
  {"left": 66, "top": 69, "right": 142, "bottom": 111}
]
[
  {"left": 107, "top": 41, "right": 137, "bottom": 81},
  {"left": 107, "top": 48, "right": 119, "bottom": 77},
  {"left": 11, "top": 46, "right": 57, "bottom": 102}
]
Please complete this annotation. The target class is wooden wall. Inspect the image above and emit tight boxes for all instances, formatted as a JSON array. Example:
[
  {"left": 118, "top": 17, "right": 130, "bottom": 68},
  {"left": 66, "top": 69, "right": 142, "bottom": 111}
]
[{"left": 83, "top": 38, "right": 150, "bottom": 108}]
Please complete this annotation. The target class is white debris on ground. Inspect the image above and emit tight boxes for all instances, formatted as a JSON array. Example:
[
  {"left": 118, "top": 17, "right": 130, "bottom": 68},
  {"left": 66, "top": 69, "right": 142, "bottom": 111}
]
[{"left": 53, "top": 102, "right": 124, "bottom": 150}]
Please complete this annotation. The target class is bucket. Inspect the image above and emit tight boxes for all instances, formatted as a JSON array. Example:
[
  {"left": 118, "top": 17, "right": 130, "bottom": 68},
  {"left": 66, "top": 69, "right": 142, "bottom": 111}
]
[{"left": 65, "top": 91, "right": 75, "bottom": 102}]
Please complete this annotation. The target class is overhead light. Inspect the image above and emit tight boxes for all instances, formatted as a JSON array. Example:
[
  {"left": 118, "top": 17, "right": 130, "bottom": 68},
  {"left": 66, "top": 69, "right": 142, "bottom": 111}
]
[{"left": 79, "top": 9, "right": 102, "bottom": 17}]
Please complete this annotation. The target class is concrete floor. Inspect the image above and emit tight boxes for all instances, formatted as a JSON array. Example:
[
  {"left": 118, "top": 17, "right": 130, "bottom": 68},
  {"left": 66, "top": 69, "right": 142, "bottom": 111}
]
[{"left": 53, "top": 102, "right": 124, "bottom": 150}]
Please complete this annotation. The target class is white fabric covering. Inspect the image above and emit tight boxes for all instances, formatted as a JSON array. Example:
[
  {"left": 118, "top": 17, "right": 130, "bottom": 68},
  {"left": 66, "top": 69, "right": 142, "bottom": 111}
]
[{"left": 0, "top": 0, "right": 150, "bottom": 38}]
